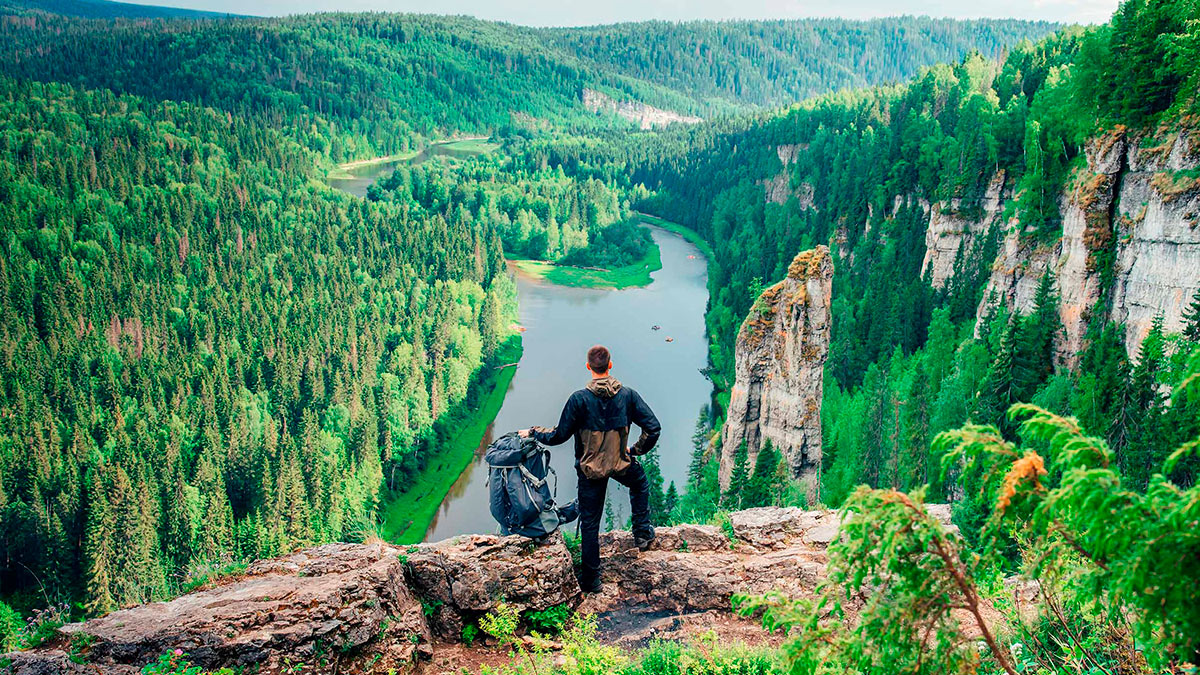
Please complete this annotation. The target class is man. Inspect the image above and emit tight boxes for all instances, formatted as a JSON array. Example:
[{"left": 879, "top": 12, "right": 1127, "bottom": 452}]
[{"left": 520, "top": 344, "right": 661, "bottom": 593}]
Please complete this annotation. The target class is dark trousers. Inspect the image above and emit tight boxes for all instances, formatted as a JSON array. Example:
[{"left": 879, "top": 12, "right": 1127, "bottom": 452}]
[{"left": 576, "top": 459, "right": 654, "bottom": 585}]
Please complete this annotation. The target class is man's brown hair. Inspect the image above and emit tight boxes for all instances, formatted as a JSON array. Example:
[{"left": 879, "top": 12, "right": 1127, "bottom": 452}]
[{"left": 587, "top": 345, "right": 611, "bottom": 374}]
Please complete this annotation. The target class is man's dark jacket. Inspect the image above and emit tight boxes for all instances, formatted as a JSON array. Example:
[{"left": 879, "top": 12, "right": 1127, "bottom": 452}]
[{"left": 532, "top": 375, "right": 660, "bottom": 478}]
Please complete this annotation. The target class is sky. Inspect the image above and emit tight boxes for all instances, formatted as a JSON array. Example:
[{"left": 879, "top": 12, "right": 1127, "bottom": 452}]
[{"left": 125, "top": 0, "right": 1121, "bottom": 26}]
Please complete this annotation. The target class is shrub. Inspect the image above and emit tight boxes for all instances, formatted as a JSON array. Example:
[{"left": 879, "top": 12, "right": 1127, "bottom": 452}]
[
  {"left": 141, "top": 650, "right": 234, "bottom": 675},
  {"left": 524, "top": 603, "right": 572, "bottom": 635}
]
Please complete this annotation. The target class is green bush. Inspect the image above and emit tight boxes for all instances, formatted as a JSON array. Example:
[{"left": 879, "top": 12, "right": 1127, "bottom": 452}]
[
  {"left": 0, "top": 601, "right": 21, "bottom": 652},
  {"left": 141, "top": 650, "right": 234, "bottom": 675},
  {"left": 524, "top": 604, "right": 572, "bottom": 635}
]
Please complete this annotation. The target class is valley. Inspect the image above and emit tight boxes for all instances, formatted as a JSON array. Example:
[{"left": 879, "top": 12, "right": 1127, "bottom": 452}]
[{"left": 0, "top": 1, "right": 1198, "bottom": 674}]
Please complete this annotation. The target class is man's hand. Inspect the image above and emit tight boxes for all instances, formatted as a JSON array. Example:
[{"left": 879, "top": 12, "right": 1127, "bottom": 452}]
[{"left": 518, "top": 428, "right": 531, "bottom": 438}]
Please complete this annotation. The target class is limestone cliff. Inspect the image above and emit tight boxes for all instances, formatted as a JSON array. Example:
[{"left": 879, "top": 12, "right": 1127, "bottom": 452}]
[
  {"left": 581, "top": 89, "right": 701, "bottom": 129},
  {"left": 1, "top": 506, "right": 953, "bottom": 675},
  {"left": 719, "top": 246, "right": 833, "bottom": 498},
  {"left": 921, "top": 171, "right": 1010, "bottom": 289},
  {"left": 975, "top": 126, "right": 1200, "bottom": 361}
]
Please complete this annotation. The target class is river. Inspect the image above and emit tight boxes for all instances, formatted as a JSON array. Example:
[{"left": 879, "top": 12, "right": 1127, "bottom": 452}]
[
  {"left": 324, "top": 146, "right": 712, "bottom": 541},
  {"left": 426, "top": 226, "right": 710, "bottom": 540},
  {"left": 326, "top": 140, "right": 492, "bottom": 197}
]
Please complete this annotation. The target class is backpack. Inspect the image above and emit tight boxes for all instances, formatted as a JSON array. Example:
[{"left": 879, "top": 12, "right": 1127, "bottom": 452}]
[{"left": 486, "top": 432, "right": 578, "bottom": 539}]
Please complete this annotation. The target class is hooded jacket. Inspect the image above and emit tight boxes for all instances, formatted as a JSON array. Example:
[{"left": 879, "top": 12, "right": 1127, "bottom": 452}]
[{"left": 532, "top": 375, "right": 661, "bottom": 479}]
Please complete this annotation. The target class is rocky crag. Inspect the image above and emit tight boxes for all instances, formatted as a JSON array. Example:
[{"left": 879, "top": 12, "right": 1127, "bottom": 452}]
[
  {"left": 581, "top": 89, "right": 701, "bottom": 129},
  {"left": 918, "top": 126, "right": 1200, "bottom": 362},
  {"left": 719, "top": 247, "right": 834, "bottom": 499},
  {"left": 2, "top": 506, "right": 953, "bottom": 675}
]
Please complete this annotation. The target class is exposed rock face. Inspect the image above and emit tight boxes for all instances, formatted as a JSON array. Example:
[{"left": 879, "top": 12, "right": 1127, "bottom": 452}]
[
  {"left": 581, "top": 89, "right": 701, "bottom": 129},
  {"left": 406, "top": 533, "right": 580, "bottom": 638},
  {"left": 761, "top": 144, "right": 815, "bottom": 206},
  {"left": 922, "top": 171, "right": 1009, "bottom": 289},
  {"left": 719, "top": 247, "right": 833, "bottom": 498},
  {"left": 974, "top": 127, "right": 1200, "bottom": 361},
  {"left": 2, "top": 543, "right": 430, "bottom": 675},
  {"left": 3, "top": 506, "right": 960, "bottom": 674}
]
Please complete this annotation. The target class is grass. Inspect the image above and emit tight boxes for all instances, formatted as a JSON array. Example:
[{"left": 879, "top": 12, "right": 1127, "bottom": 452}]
[
  {"left": 512, "top": 241, "right": 662, "bottom": 290},
  {"left": 379, "top": 335, "right": 523, "bottom": 544},
  {"left": 635, "top": 211, "right": 715, "bottom": 261},
  {"left": 437, "top": 138, "right": 501, "bottom": 154}
]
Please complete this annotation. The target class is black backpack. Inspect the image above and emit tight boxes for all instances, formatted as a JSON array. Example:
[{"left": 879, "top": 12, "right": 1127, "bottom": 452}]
[{"left": 486, "top": 432, "right": 578, "bottom": 539}]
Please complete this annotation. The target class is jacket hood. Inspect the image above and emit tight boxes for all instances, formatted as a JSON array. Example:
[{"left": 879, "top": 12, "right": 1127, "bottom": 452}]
[{"left": 586, "top": 375, "right": 622, "bottom": 399}]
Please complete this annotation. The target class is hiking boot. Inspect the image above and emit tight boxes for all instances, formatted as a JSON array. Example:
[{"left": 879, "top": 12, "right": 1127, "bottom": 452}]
[
  {"left": 634, "top": 532, "right": 655, "bottom": 552},
  {"left": 578, "top": 575, "right": 603, "bottom": 594}
]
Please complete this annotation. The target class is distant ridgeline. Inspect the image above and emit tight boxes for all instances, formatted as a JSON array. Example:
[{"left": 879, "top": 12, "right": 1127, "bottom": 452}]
[
  {"left": 0, "top": 0, "right": 233, "bottom": 19},
  {"left": 560, "top": 0, "right": 1200, "bottom": 517},
  {"left": 0, "top": 5, "right": 1064, "bottom": 616}
]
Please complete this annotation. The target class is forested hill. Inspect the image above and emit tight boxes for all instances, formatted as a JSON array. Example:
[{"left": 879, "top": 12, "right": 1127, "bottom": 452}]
[
  {"left": 572, "top": 0, "right": 1200, "bottom": 519},
  {"left": 0, "top": 0, "right": 232, "bottom": 19},
  {"left": 544, "top": 17, "right": 1061, "bottom": 107},
  {"left": 0, "top": 13, "right": 1059, "bottom": 162}
]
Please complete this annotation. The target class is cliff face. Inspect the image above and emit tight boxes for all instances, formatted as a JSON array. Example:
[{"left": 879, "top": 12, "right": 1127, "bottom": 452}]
[
  {"left": 719, "top": 246, "right": 833, "bottom": 498},
  {"left": 974, "top": 127, "right": 1200, "bottom": 361},
  {"left": 1, "top": 506, "right": 953, "bottom": 675},
  {"left": 921, "top": 171, "right": 1009, "bottom": 289},
  {"left": 581, "top": 89, "right": 701, "bottom": 129}
]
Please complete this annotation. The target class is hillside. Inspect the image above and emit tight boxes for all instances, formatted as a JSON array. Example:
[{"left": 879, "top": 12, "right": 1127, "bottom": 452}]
[
  {"left": 1, "top": 2, "right": 1199, "bottom": 674},
  {"left": 0, "top": 0, "right": 232, "bottom": 18},
  {"left": 546, "top": 17, "right": 1062, "bottom": 107},
  {"left": 0, "top": 13, "right": 1059, "bottom": 161}
]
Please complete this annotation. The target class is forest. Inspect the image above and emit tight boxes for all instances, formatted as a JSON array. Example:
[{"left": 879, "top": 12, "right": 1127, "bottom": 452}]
[
  {"left": 0, "top": 0, "right": 1198, "bottom": 673},
  {"left": 539, "top": 0, "right": 1200, "bottom": 520},
  {"left": 0, "top": 3, "right": 1061, "bottom": 622}
]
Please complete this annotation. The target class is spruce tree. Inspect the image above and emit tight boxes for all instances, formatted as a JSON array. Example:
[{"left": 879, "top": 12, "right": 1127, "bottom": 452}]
[
  {"left": 725, "top": 441, "right": 750, "bottom": 510},
  {"left": 744, "top": 439, "right": 783, "bottom": 508},
  {"left": 1183, "top": 286, "right": 1200, "bottom": 342},
  {"left": 84, "top": 469, "right": 115, "bottom": 616}
]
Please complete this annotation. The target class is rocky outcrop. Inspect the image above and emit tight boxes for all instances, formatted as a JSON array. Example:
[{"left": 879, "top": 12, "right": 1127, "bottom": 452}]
[
  {"left": 922, "top": 171, "right": 1010, "bottom": 289},
  {"left": 719, "top": 247, "right": 833, "bottom": 499},
  {"left": 406, "top": 534, "right": 580, "bottom": 638},
  {"left": 974, "top": 126, "right": 1200, "bottom": 361},
  {"left": 2, "top": 542, "right": 430, "bottom": 674},
  {"left": 3, "top": 506, "right": 960, "bottom": 674},
  {"left": 581, "top": 89, "right": 701, "bottom": 129},
  {"left": 761, "top": 144, "right": 815, "bottom": 206}
]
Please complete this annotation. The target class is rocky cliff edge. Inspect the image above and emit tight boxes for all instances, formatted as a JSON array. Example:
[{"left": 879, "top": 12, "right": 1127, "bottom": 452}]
[{"left": 1, "top": 505, "right": 953, "bottom": 674}]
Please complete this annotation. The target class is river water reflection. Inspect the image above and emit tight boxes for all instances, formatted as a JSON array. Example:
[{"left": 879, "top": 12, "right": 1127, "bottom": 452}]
[{"left": 425, "top": 226, "right": 711, "bottom": 540}]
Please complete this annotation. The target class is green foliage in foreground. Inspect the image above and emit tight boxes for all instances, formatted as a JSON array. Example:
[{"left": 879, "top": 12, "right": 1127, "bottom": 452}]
[
  {"left": 479, "top": 606, "right": 781, "bottom": 675},
  {"left": 141, "top": 651, "right": 234, "bottom": 675},
  {"left": 735, "top": 350, "right": 1200, "bottom": 674}
]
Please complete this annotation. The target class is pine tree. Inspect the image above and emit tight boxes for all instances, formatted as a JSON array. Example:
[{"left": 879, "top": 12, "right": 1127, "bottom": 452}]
[
  {"left": 664, "top": 482, "right": 678, "bottom": 518},
  {"left": 978, "top": 320, "right": 1020, "bottom": 430},
  {"left": 641, "top": 449, "right": 669, "bottom": 526},
  {"left": 687, "top": 408, "right": 712, "bottom": 487},
  {"left": 1183, "top": 286, "right": 1200, "bottom": 342},
  {"left": 743, "top": 439, "right": 783, "bottom": 508},
  {"left": 1017, "top": 271, "right": 1062, "bottom": 393},
  {"left": 84, "top": 469, "right": 115, "bottom": 616},
  {"left": 725, "top": 441, "right": 750, "bottom": 509}
]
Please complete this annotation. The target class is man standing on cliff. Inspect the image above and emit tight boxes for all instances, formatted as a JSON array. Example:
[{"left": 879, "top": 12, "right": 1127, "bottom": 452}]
[{"left": 520, "top": 345, "right": 661, "bottom": 593}]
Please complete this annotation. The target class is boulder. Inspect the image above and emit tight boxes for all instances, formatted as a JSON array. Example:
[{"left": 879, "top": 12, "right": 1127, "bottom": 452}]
[
  {"left": 3, "top": 542, "right": 428, "bottom": 675},
  {"left": 405, "top": 532, "right": 580, "bottom": 638}
]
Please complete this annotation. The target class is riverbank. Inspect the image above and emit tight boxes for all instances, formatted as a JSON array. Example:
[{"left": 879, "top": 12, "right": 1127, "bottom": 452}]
[
  {"left": 378, "top": 335, "right": 523, "bottom": 544},
  {"left": 510, "top": 244, "right": 662, "bottom": 289},
  {"left": 634, "top": 212, "right": 715, "bottom": 261},
  {"left": 325, "top": 136, "right": 498, "bottom": 179},
  {"left": 509, "top": 217, "right": 678, "bottom": 289}
]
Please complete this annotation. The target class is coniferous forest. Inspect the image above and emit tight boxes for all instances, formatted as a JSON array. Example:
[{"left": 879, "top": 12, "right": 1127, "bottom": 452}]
[{"left": 1, "top": 0, "right": 1199, "bottom": 672}]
